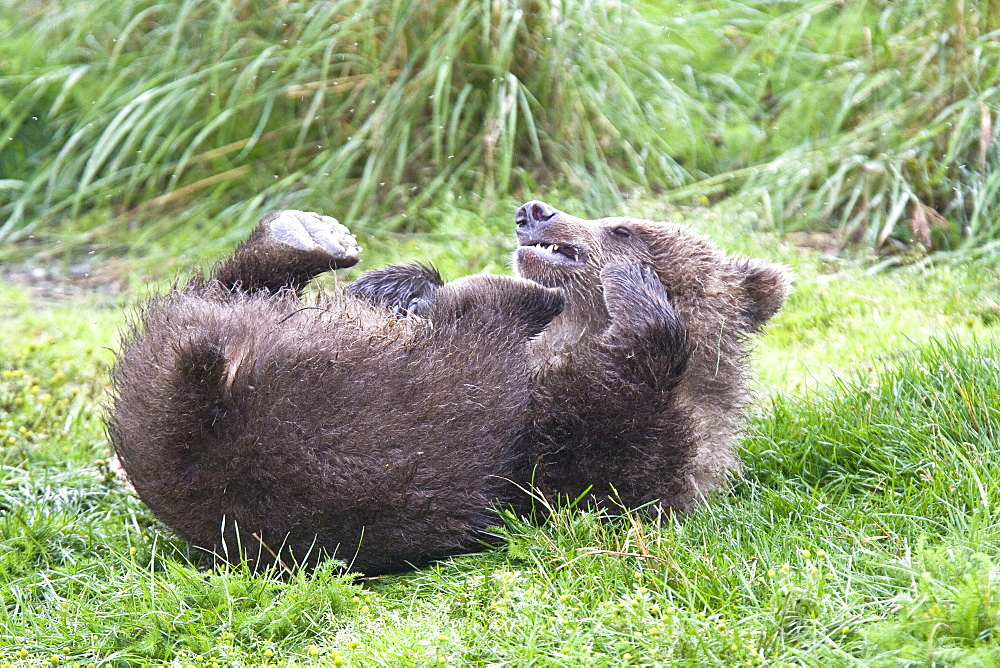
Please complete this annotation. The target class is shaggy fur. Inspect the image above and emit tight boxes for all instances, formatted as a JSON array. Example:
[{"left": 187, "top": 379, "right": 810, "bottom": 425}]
[
  {"left": 513, "top": 201, "right": 789, "bottom": 511},
  {"left": 371, "top": 201, "right": 790, "bottom": 512},
  {"left": 109, "top": 210, "right": 563, "bottom": 574},
  {"left": 109, "top": 203, "right": 788, "bottom": 575}
]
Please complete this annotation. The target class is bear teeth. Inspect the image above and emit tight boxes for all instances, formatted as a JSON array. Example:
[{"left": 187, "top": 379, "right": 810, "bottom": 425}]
[{"left": 529, "top": 241, "right": 580, "bottom": 263}]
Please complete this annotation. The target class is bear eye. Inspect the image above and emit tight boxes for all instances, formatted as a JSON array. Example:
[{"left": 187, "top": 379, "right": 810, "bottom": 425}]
[{"left": 611, "top": 226, "right": 632, "bottom": 238}]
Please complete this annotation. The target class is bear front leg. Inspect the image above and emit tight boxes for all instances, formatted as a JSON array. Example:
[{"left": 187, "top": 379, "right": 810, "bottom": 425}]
[
  {"left": 428, "top": 274, "right": 564, "bottom": 341},
  {"left": 598, "top": 264, "right": 690, "bottom": 392},
  {"left": 211, "top": 210, "right": 360, "bottom": 295},
  {"left": 346, "top": 264, "right": 444, "bottom": 316},
  {"left": 530, "top": 266, "right": 695, "bottom": 512}
]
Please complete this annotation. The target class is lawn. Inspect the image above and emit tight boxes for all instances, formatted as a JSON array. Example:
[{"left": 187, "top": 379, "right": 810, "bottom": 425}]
[
  {"left": 1, "top": 203, "right": 999, "bottom": 665},
  {"left": 2, "top": 0, "right": 1000, "bottom": 664}
]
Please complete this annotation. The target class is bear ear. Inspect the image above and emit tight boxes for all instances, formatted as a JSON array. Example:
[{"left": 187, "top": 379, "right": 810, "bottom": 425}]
[{"left": 733, "top": 258, "right": 790, "bottom": 330}]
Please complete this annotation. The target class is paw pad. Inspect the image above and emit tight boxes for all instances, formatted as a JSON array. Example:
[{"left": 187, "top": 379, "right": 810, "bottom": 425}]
[{"left": 266, "top": 210, "right": 360, "bottom": 262}]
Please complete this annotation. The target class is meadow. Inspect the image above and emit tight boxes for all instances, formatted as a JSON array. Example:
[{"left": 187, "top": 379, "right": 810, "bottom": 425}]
[
  {"left": 2, "top": 0, "right": 1000, "bottom": 665},
  {"left": 1, "top": 204, "right": 999, "bottom": 665}
]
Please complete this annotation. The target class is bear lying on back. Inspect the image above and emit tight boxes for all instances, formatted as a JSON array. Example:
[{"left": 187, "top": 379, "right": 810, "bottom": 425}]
[
  {"left": 109, "top": 210, "right": 563, "bottom": 574},
  {"left": 371, "top": 201, "right": 790, "bottom": 512},
  {"left": 109, "top": 204, "right": 788, "bottom": 575}
]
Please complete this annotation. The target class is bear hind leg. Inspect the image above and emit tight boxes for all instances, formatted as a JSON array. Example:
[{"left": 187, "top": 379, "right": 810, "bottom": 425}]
[{"left": 211, "top": 210, "right": 361, "bottom": 295}]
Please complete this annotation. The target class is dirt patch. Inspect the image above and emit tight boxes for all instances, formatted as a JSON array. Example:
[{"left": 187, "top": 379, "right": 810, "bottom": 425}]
[{"left": 1, "top": 262, "right": 127, "bottom": 303}]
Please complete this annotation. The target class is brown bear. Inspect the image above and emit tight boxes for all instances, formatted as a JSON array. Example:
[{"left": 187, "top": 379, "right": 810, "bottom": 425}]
[
  {"left": 367, "top": 201, "right": 790, "bottom": 514},
  {"left": 512, "top": 201, "right": 788, "bottom": 512},
  {"left": 109, "top": 203, "right": 787, "bottom": 575},
  {"left": 108, "top": 210, "right": 564, "bottom": 574}
]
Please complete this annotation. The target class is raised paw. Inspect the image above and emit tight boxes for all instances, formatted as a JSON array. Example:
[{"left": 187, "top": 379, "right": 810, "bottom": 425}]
[
  {"left": 600, "top": 264, "right": 689, "bottom": 388},
  {"left": 600, "top": 264, "right": 674, "bottom": 324},
  {"left": 346, "top": 264, "right": 444, "bottom": 317},
  {"left": 259, "top": 210, "right": 360, "bottom": 268},
  {"left": 212, "top": 210, "right": 361, "bottom": 295}
]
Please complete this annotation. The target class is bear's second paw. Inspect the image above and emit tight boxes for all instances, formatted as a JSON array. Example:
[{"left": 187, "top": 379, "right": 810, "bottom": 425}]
[{"left": 601, "top": 264, "right": 675, "bottom": 323}]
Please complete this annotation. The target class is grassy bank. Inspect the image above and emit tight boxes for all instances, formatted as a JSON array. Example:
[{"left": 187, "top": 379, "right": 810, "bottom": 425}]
[
  {"left": 1, "top": 208, "right": 998, "bottom": 664},
  {"left": 2, "top": 0, "right": 998, "bottom": 262},
  {"left": 2, "top": 0, "right": 1000, "bottom": 663}
]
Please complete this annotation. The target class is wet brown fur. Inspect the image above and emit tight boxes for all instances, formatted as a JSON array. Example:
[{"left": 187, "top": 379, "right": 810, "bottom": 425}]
[
  {"left": 109, "top": 204, "right": 787, "bottom": 574},
  {"left": 511, "top": 202, "right": 789, "bottom": 512},
  {"left": 109, "top": 211, "right": 563, "bottom": 574}
]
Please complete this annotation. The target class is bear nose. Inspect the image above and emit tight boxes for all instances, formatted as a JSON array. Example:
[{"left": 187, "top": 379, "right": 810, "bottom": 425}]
[{"left": 515, "top": 200, "right": 558, "bottom": 228}]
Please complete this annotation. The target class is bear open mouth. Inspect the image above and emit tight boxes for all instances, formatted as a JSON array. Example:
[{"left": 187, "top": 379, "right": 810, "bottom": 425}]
[{"left": 517, "top": 240, "right": 586, "bottom": 266}]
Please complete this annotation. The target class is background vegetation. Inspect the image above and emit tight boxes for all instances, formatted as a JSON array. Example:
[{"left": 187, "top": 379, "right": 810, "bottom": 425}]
[
  {"left": 1, "top": 0, "right": 1000, "bottom": 664},
  {"left": 2, "top": 0, "right": 998, "bottom": 263},
  {"left": 1, "top": 215, "right": 999, "bottom": 664}
]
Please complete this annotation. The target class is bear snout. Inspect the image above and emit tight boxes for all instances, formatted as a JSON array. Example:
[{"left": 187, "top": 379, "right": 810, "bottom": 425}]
[{"left": 515, "top": 200, "right": 559, "bottom": 229}]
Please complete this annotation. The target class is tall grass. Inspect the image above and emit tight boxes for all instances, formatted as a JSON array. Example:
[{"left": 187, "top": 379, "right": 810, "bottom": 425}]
[
  {"left": 2, "top": 0, "right": 997, "bottom": 260},
  {"left": 658, "top": 0, "right": 1000, "bottom": 256},
  {"left": 0, "top": 0, "right": 688, "bottom": 251}
]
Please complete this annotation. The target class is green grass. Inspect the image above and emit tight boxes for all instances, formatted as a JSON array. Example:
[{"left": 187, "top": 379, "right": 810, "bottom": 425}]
[
  {"left": 2, "top": 0, "right": 997, "bottom": 263},
  {"left": 0, "top": 0, "right": 684, "bottom": 256},
  {"left": 1, "top": 210, "right": 999, "bottom": 665},
  {"left": 653, "top": 0, "right": 1000, "bottom": 256},
  {"left": 2, "top": 0, "right": 1000, "bottom": 662}
]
